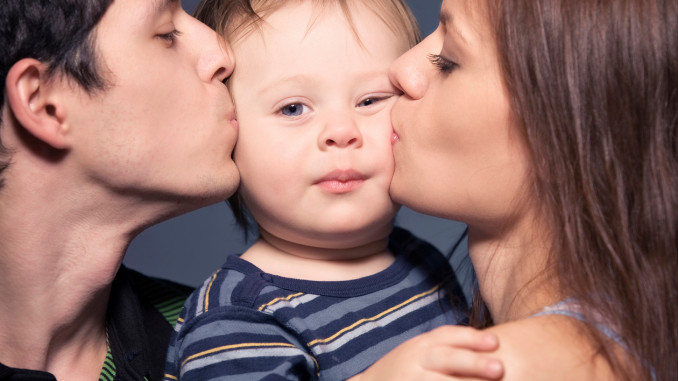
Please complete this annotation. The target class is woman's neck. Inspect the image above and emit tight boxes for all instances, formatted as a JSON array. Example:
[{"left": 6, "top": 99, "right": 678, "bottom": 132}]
[{"left": 467, "top": 217, "right": 560, "bottom": 324}]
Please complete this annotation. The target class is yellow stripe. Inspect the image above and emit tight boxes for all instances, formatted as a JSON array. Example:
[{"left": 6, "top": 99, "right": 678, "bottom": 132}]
[
  {"left": 204, "top": 270, "right": 221, "bottom": 312},
  {"left": 258, "top": 292, "right": 304, "bottom": 311},
  {"left": 177, "top": 317, "right": 184, "bottom": 323},
  {"left": 307, "top": 284, "right": 440, "bottom": 347},
  {"left": 181, "top": 342, "right": 297, "bottom": 368},
  {"left": 163, "top": 374, "right": 178, "bottom": 380}
]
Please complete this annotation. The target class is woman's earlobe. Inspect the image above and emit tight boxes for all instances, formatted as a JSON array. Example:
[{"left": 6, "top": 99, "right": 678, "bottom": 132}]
[{"left": 6, "top": 58, "right": 70, "bottom": 149}]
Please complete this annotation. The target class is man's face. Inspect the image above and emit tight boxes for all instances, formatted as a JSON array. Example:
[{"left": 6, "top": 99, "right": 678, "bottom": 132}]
[{"left": 65, "top": 0, "right": 239, "bottom": 209}]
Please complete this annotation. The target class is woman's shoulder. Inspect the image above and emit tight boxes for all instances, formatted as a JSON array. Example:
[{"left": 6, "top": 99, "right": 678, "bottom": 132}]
[{"left": 485, "top": 315, "right": 615, "bottom": 380}]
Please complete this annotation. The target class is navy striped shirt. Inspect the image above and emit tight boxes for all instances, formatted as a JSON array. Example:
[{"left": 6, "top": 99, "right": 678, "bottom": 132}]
[{"left": 164, "top": 228, "right": 468, "bottom": 380}]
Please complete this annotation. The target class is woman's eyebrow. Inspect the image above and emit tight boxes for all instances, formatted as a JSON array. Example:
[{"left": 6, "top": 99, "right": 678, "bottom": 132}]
[{"left": 439, "top": 9, "right": 469, "bottom": 46}]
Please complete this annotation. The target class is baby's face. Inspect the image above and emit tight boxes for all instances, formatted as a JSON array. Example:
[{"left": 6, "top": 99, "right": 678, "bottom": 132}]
[{"left": 228, "top": 1, "right": 409, "bottom": 248}]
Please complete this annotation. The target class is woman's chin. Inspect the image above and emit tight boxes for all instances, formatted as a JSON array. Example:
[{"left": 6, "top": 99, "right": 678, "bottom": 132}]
[{"left": 388, "top": 171, "right": 409, "bottom": 205}]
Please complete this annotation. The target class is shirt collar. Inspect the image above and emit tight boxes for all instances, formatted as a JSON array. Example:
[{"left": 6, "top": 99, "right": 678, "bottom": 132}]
[{"left": 105, "top": 265, "right": 173, "bottom": 381}]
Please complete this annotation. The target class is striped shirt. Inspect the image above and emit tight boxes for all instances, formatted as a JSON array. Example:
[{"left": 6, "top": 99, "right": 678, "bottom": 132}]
[{"left": 164, "top": 228, "right": 468, "bottom": 380}]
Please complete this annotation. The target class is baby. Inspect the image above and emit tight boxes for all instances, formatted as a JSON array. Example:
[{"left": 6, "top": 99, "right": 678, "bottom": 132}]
[{"left": 164, "top": 1, "right": 501, "bottom": 379}]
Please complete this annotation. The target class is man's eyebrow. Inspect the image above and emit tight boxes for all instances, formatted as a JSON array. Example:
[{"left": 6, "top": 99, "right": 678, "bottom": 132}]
[
  {"left": 439, "top": 9, "right": 468, "bottom": 45},
  {"left": 439, "top": 10, "right": 451, "bottom": 26},
  {"left": 150, "top": 0, "right": 180, "bottom": 15}
]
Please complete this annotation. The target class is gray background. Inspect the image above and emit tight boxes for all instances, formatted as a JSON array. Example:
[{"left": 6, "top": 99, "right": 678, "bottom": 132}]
[{"left": 123, "top": 0, "right": 469, "bottom": 289}]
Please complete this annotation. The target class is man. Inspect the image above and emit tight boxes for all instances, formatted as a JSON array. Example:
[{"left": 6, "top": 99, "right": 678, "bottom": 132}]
[{"left": 0, "top": 0, "right": 239, "bottom": 379}]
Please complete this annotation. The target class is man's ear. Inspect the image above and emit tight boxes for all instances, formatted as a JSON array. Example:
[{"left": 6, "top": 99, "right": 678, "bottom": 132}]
[{"left": 5, "top": 58, "right": 70, "bottom": 149}]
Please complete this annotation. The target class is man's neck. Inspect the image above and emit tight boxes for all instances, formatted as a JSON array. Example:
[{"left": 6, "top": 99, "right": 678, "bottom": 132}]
[{"left": 0, "top": 177, "right": 148, "bottom": 378}]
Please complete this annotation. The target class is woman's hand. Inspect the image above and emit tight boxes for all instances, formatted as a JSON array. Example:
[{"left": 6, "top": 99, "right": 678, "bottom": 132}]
[{"left": 349, "top": 325, "right": 504, "bottom": 381}]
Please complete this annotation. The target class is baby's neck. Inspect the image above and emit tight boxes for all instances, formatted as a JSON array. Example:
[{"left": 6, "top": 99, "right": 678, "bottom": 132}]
[{"left": 240, "top": 231, "right": 394, "bottom": 281}]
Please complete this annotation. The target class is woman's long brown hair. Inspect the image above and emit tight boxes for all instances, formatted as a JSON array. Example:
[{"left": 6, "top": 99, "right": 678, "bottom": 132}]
[{"left": 482, "top": 1, "right": 677, "bottom": 379}]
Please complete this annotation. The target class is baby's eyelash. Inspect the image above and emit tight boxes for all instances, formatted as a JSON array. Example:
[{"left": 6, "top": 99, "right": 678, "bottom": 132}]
[{"left": 428, "top": 53, "right": 458, "bottom": 73}]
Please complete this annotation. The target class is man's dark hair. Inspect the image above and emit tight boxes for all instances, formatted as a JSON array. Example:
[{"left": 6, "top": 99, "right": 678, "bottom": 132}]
[{"left": 0, "top": 0, "right": 113, "bottom": 183}]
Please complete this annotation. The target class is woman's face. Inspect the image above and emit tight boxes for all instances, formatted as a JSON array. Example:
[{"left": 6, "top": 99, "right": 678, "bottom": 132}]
[{"left": 388, "top": 0, "right": 530, "bottom": 229}]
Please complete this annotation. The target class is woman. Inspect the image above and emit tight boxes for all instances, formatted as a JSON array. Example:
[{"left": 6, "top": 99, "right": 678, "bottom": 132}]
[{"left": 386, "top": 0, "right": 677, "bottom": 379}]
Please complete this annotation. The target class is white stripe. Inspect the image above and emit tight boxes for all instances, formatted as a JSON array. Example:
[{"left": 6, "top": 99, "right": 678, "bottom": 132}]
[
  {"left": 262, "top": 293, "right": 319, "bottom": 313},
  {"left": 194, "top": 277, "right": 212, "bottom": 317},
  {"left": 181, "top": 346, "right": 311, "bottom": 377},
  {"left": 311, "top": 292, "right": 439, "bottom": 354}
]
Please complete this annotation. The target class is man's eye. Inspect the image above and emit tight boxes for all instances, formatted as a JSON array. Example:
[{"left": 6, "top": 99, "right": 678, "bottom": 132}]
[
  {"left": 278, "top": 103, "right": 309, "bottom": 117},
  {"left": 157, "top": 30, "right": 181, "bottom": 45}
]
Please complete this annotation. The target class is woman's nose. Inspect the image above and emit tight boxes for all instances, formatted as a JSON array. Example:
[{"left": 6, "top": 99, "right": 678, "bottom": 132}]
[{"left": 388, "top": 36, "right": 433, "bottom": 100}]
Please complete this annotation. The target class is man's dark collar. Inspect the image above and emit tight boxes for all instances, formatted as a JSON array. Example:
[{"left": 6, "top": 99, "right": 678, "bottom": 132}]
[
  {"left": 0, "top": 363, "right": 56, "bottom": 381},
  {"left": 0, "top": 266, "right": 173, "bottom": 381},
  {"left": 106, "top": 265, "right": 174, "bottom": 381}
]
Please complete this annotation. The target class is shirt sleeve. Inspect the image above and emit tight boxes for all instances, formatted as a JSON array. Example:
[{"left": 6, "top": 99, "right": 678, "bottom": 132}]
[{"left": 164, "top": 305, "right": 318, "bottom": 381}]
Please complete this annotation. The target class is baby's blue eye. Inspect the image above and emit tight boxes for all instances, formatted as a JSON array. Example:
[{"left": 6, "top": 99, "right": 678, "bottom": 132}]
[
  {"left": 282, "top": 104, "right": 301, "bottom": 116},
  {"left": 279, "top": 103, "right": 308, "bottom": 117}
]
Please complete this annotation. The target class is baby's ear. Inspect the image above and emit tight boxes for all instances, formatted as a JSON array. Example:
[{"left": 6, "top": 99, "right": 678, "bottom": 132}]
[{"left": 5, "top": 58, "right": 71, "bottom": 149}]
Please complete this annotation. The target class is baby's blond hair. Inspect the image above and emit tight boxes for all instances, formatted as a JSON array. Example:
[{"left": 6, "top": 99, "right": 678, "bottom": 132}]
[{"left": 195, "top": 0, "right": 420, "bottom": 48}]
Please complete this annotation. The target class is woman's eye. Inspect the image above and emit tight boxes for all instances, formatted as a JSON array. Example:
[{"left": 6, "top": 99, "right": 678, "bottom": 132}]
[
  {"left": 279, "top": 103, "right": 309, "bottom": 117},
  {"left": 428, "top": 53, "right": 458, "bottom": 73}
]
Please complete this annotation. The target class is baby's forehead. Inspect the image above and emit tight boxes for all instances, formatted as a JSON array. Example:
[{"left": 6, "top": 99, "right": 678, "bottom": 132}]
[{"left": 227, "top": 2, "right": 361, "bottom": 44}]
